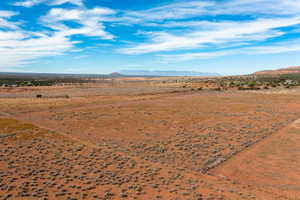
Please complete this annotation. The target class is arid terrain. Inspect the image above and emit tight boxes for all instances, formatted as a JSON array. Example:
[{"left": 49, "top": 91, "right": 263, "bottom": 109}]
[
  {"left": 254, "top": 66, "right": 300, "bottom": 75},
  {"left": 1, "top": 76, "right": 300, "bottom": 200}
]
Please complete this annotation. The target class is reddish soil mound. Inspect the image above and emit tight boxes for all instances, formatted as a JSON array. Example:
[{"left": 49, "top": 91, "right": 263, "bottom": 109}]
[{"left": 254, "top": 66, "right": 300, "bottom": 75}]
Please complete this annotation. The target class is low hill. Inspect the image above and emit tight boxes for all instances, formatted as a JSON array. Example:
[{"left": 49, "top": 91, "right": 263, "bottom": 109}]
[
  {"left": 254, "top": 66, "right": 300, "bottom": 75},
  {"left": 108, "top": 72, "right": 123, "bottom": 77}
]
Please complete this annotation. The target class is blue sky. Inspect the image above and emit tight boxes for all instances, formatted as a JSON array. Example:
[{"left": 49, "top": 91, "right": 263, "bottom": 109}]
[{"left": 1, "top": 0, "right": 300, "bottom": 75}]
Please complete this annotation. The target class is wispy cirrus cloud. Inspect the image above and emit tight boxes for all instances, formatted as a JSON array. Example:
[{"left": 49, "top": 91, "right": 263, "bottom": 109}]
[
  {"left": 3, "top": 0, "right": 300, "bottom": 71},
  {"left": 117, "top": 0, "right": 300, "bottom": 58},
  {"left": 121, "top": 1, "right": 213, "bottom": 23},
  {"left": 216, "top": 0, "right": 300, "bottom": 16},
  {"left": 120, "top": 17, "right": 300, "bottom": 54},
  {"left": 13, "top": 0, "right": 83, "bottom": 7},
  {"left": 121, "top": 0, "right": 300, "bottom": 24},
  {"left": 0, "top": 10, "right": 20, "bottom": 29},
  {"left": 160, "top": 39, "right": 300, "bottom": 62},
  {"left": 0, "top": 34, "right": 75, "bottom": 67},
  {"left": 0, "top": 18, "right": 76, "bottom": 68},
  {"left": 0, "top": 10, "right": 18, "bottom": 18},
  {"left": 50, "top": 0, "right": 83, "bottom": 6}
]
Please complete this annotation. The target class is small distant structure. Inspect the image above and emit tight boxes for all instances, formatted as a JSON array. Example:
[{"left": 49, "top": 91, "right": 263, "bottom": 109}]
[{"left": 1, "top": 84, "right": 8, "bottom": 88}]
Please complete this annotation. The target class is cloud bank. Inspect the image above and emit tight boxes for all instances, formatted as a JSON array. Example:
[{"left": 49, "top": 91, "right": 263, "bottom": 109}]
[{"left": 1, "top": 0, "right": 300, "bottom": 69}]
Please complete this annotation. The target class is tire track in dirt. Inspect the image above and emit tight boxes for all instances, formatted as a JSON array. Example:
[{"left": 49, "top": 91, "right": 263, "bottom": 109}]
[
  {"left": 210, "top": 117, "right": 300, "bottom": 171},
  {"left": 291, "top": 118, "right": 300, "bottom": 129},
  {"left": 211, "top": 117, "right": 300, "bottom": 200},
  {"left": 0, "top": 111, "right": 12, "bottom": 117}
]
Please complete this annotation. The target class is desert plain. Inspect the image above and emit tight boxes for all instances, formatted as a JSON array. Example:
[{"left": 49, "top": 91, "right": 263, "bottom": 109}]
[{"left": 1, "top": 76, "right": 300, "bottom": 200}]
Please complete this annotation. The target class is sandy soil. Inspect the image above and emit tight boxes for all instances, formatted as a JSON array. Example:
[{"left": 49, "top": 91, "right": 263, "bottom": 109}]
[
  {"left": 212, "top": 118, "right": 300, "bottom": 200},
  {"left": 0, "top": 80, "right": 300, "bottom": 199}
]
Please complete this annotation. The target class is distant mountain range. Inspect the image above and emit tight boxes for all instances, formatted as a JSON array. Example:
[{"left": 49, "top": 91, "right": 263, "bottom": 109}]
[
  {"left": 120, "top": 70, "right": 220, "bottom": 77},
  {"left": 0, "top": 71, "right": 220, "bottom": 78},
  {"left": 254, "top": 66, "right": 300, "bottom": 75}
]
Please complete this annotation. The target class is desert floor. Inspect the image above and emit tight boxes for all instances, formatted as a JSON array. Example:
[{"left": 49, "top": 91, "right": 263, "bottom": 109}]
[{"left": 1, "top": 79, "right": 300, "bottom": 200}]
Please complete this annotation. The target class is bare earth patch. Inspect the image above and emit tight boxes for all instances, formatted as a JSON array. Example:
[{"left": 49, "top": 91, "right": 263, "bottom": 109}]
[{"left": 0, "top": 81, "right": 300, "bottom": 199}]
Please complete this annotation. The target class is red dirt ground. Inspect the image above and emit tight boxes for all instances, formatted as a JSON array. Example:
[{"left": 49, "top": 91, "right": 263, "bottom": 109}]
[
  {"left": 212, "top": 118, "right": 300, "bottom": 200},
  {"left": 0, "top": 81, "right": 300, "bottom": 199}
]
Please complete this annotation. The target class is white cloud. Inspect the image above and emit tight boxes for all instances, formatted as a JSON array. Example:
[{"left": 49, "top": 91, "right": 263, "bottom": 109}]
[
  {"left": 50, "top": 0, "right": 83, "bottom": 6},
  {"left": 216, "top": 0, "right": 300, "bottom": 16},
  {"left": 118, "top": 0, "right": 300, "bottom": 55},
  {"left": 13, "top": 0, "right": 83, "bottom": 7},
  {"left": 13, "top": 0, "right": 44, "bottom": 7},
  {"left": 0, "top": 11, "right": 20, "bottom": 29},
  {"left": 0, "top": 11, "right": 18, "bottom": 18},
  {"left": 120, "top": 16, "right": 300, "bottom": 54},
  {"left": 121, "top": 0, "right": 300, "bottom": 24},
  {"left": 246, "top": 41, "right": 300, "bottom": 55},
  {"left": 0, "top": 30, "right": 76, "bottom": 68},
  {"left": 4, "top": 0, "right": 300, "bottom": 69},
  {"left": 160, "top": 39, "right": 300, "bottom": 62},
  {"left": 0, "top": 19, "right": 20, "bottom": 29},
  {"left": 0, "top": 31, "right": 27, "bottom": 40},
  {"left": 0, "top": 6, "right": 116, "bottom": 69},
  {"left": 42, "top": 7, "right": 116, "bottom": 39},
  {"left": 43, "top": 7, "right": 115, "bottom": 21},
  {"left": 122, "top": 1, "right": 213, "bottom": 23}
]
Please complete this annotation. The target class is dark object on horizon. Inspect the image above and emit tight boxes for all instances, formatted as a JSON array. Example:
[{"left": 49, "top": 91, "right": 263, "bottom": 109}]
[{"left": 36, "top": 94, "right": 42, "bottom": 98}]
